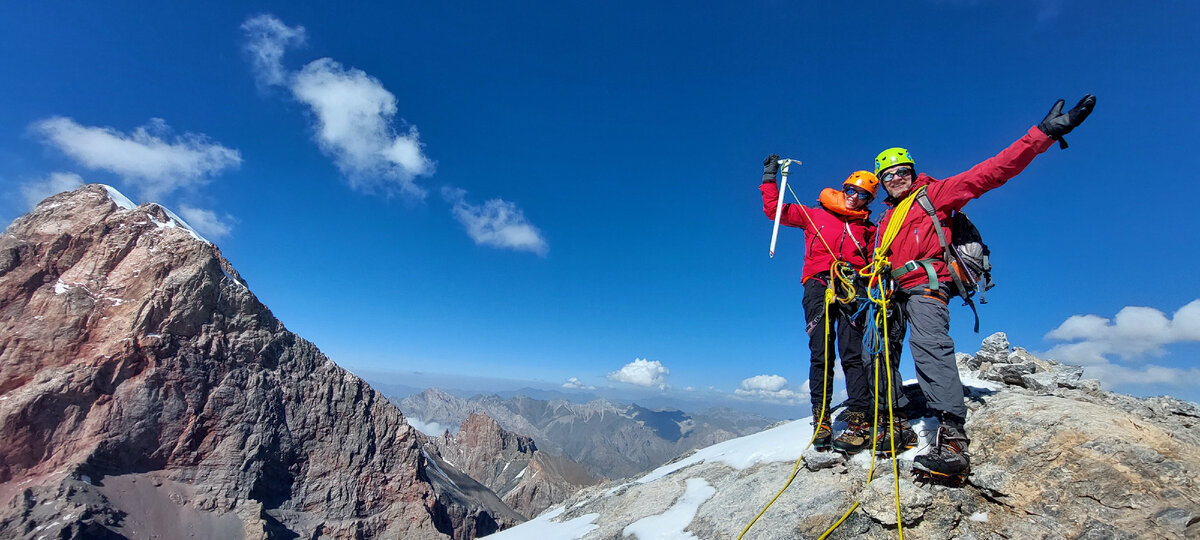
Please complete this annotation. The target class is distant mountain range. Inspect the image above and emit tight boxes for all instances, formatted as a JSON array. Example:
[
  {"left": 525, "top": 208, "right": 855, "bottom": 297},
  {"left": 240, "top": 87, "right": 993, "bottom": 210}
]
[{"left": 395, "top": 388, "right": 775, "bottom": 480}]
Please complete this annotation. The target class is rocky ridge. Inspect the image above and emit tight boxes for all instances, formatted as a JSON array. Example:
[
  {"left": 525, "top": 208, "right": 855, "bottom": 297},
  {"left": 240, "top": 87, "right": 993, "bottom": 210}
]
[
  {"left": 494, "top": 334, "right": 1200, "bottom": 539},
  {"left": 400, "top": 389, "right": 773, "bottom": 480},
  {"left": 428, "top": 414, "right": 598, "bottom": 519},
  {"left": 0, "top": 185, "right": 523, "bottom": 539}
]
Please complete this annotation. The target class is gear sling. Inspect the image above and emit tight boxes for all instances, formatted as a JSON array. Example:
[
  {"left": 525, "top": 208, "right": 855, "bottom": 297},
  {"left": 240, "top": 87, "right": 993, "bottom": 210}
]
[{"left": 887, "top": 187, "right": 989, "bottom": 332}]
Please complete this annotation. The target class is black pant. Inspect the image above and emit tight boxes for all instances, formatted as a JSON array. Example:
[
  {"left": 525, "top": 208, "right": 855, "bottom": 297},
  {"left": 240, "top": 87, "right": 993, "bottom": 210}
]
[{"left": 803, "top": 280, "right": 870, "bottom": 414}]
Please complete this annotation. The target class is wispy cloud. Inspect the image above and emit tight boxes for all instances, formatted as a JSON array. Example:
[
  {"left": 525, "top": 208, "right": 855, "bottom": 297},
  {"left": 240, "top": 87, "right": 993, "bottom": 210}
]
[
  {"left": 20, "top": 171, "right": 84, "bottom": 208},
  {"left": 1043, "top": 300, "right": 1200, "bottom": 389},
  {"left": 563, "top": 377, "right": 596, "bottom": 390},
  {"left": 407, "top": 417, "right": 450, "bottom": 437},
  {"left": 734, "top": 374, "right": 802, "bottom": 403},
  {"left": 177, "top": 205, "right": 236, "bottom": 239},
  {"left": 443, "top": 187, "right": 549, "bottom": 255},
  {"left": 608, "top": 358, "right": 669, "bottom": 389},
  {"left": 241, "top": 14, "right": 307, "bottom": 87},
  {"left": 241, "top": 14, "right": 432, "bottom": 198},
  {"left": 32, "top": 117, "right": 241, "bottom": 201}
]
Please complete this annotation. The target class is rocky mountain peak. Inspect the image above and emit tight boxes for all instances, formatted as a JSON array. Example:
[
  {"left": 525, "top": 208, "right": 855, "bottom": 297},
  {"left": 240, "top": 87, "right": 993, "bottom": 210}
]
[
  {"left": 455, "top": 413, "right": 536, "bottom": 454},
  {"left": 492, "top": 336, "right": 1200, "bottom": 539},
  {"left": 0, "top": 185, "right": 522, "bottom": 539}
]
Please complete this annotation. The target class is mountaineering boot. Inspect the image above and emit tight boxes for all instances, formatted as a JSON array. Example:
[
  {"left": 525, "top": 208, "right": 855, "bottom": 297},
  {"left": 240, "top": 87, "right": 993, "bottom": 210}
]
[
  {"left": 913, "top": 416, "right": 971, "bottom": 485},
  {"left": 812, "top": 413, "right": 833, "bottom": 452},
  {"left": 832, "top": 411, "right": 871, "bottom": 455},
  {"left": 874, "top": 416, "right": 918, "bottom": 457}
]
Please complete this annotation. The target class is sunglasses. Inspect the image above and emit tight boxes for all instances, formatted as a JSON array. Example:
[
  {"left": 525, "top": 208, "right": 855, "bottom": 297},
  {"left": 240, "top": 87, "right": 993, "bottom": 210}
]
[
  {"left": 880, "top": 168, "right": 914, "bottom": 183},
  {"left": 844, "top": 187, "right": 872, "bottom": 200}
]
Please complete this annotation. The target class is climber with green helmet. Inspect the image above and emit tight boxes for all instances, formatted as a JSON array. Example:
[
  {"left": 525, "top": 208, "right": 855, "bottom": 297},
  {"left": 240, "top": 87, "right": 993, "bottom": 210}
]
[{"left": 871, "top": 95, "right": 1096, "bottom": 481}]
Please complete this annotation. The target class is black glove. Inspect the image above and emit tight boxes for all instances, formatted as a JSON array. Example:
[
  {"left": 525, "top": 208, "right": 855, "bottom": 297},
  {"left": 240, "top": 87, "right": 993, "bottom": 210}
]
[
  {"left": 1038, "top": 94, "right": 1096, "bottom": 149},
  {"left": 762, "top": 154, "right": 780, "bottom": 183}
]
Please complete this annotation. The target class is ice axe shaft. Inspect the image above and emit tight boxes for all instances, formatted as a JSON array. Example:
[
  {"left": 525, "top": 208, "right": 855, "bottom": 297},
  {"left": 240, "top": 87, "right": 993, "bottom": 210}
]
[{"left": 769, "top": 159, "right": 801, "bottom": 258}]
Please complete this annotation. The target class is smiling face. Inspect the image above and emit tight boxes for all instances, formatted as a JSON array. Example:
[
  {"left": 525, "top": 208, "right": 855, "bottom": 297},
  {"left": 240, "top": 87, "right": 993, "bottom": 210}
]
[
  {"left": 880, "top": 165, "right": 915, "bottom": 199},
  {"left": 843, "top": 185, "right": 871, "bottom": 210}
]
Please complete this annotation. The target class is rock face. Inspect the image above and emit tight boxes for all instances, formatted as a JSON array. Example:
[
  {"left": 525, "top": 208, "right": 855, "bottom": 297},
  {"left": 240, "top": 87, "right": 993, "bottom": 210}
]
[
  {"left": 494, "top": 333, "right": 1200, "bottom": 539},
  {"left": 428, "top": 414, "right": 598, "bottom": 519},
  {"left": 400, "top": 389, "right": 773, "bottom": 480},
  {"left": 0, "top": 185, "right": 522, "bottom": 539}
]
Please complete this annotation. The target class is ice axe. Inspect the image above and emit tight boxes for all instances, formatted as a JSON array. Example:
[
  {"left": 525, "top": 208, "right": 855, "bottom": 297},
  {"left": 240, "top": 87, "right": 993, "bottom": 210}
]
[{"left": 768, "top": 158, "right": 801, "bottom": 258}]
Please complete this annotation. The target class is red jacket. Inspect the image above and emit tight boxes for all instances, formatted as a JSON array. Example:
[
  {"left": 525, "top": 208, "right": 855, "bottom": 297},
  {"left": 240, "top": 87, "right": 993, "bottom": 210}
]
[
  {"left": 761, "top": 182, "right": 876, "bottom": 283},
  {"left": 876, "top": 126, "right": 1055, "bottom": 290}
]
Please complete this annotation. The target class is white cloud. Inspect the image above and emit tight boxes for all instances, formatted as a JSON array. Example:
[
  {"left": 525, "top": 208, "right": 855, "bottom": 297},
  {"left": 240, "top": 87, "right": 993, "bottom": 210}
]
[
  {"left": 406, "top": 417, "right": 449, "bottom": 437},
  {"left": 32, "top": 117, "right": 241, "bottom": 201},
  {"left": 177, "top": 205, "right": 235, "bottom": 239},
  {"left": 443, "top": 187, "right": 549, "bottom": 255},
  {"left": 734, "top": 374, "right": 802, "bottom": 403},
  {"left": 241, "top": 15, "right": 432, "bottom": 198},
  {"left": 241, "top": 14, "right": 306, "bottom": 87},
  {"left": 563, "top": 377, "right": 596, "bottom": 390},
  {"left": 1044, "top": 300, "right": 1200, "bottom": 389},
  {"left": 20, "top": 172, "right": 84, "bottom": 208},
  {"left": 608, "top": 358, "right": 669, "bottom": 389},
  {"left": 291, "top": 58, "right": 433, "bottom": 196}
]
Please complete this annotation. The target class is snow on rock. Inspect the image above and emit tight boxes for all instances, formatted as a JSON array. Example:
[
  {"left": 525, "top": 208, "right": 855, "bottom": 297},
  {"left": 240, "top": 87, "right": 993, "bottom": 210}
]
[
  {"left": 497, "top": 348, "right": 1200, "bottom": 539},
  {"left": 485, "top": 507, "right": 599, "bottom": 540},
  {"left": 622, "top": 478, "right": 715, "bottom": 539},
  {"left": 100, "top": 184, "right": 137, "bottom": 210},
  {"left": 633, "top": 417, "right": 811, "bottom": 485}
]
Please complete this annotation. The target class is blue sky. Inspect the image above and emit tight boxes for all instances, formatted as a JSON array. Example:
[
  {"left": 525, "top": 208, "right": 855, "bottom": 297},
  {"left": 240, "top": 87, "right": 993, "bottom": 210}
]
[{"left": 2, "top": 1, "right": 1198, "bottom": 413}]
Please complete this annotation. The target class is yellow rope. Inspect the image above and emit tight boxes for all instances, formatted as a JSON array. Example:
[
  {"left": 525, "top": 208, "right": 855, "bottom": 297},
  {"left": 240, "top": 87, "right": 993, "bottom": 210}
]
[
  {"left": 737, "top": 286, "right": 836, "bottom": 540},
  {"left": 747, "top": 184, "right": 924, "bottom": 539},
  {"left": 815, "top": 189, "right": 928, "bottom": 540}
]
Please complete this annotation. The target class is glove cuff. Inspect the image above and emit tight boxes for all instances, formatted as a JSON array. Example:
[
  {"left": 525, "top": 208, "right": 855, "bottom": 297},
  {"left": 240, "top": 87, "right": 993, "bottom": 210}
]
[{"left": 762, "top": 173, "right": 777, "bottom": 183}]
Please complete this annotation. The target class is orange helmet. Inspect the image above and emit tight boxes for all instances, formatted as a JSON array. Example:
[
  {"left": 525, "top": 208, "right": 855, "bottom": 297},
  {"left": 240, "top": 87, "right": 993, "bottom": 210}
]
[{"left": 843, "top": 170, "right": 879, "bottom": 198}]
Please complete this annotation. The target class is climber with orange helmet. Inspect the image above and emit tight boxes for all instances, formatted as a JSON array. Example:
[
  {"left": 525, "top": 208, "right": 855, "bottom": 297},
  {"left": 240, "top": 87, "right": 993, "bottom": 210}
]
[
  {"left": 871, "top": 95, "right": 1097, "bottom": 482},
  {"left": 760, "top": 158, "right": 879, "bottom": 454}
]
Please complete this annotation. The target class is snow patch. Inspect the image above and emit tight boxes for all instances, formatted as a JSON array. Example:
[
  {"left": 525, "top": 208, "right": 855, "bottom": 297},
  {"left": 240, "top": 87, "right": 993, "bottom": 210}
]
[
  {"left": 145, "top": 205, "right": 211, "bottom": 245},
  {"left": 54, "top": 280, "right": 69, "bottom": 295},
  {"left": 484, "top": 507, "right": 599, "bottom": 540},
  {"left": 969, "top": 511, "right": 989, "bottom": 522},
  {"left": 515, "top": 466, "right": 527, "bottom": 480},
  {"left": 634, "top": 417, "right": 813, "bottom": 485},
  {"left": 622, "top": 478, "right": 716, "bottom": 539},
  {"left": 101, "top": 184, "right": 137, "bottom": 210},
  {"left": 420, "top": 449, "right": 459, "bottom": 491}
]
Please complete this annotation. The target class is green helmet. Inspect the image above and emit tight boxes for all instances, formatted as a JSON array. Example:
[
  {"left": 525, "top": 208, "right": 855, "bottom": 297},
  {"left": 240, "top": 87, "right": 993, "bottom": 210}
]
[{"left": 874, "top": 147, "right": 915, "bottom": 176}]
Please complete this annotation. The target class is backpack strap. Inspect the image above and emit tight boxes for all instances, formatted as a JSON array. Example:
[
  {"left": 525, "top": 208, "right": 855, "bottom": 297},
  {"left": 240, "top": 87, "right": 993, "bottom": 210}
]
[{"left": 914, "top": 191, "right": 981, "bottom": 333}]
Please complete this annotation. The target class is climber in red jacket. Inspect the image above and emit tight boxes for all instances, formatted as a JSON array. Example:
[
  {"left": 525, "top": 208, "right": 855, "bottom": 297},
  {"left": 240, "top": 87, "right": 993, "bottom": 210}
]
[
  {"left": 871, "top": 95, "right": 1096, "bottom": 481},
  {"left": 760, "top": 158, "right": 879, "bottom": 454}
]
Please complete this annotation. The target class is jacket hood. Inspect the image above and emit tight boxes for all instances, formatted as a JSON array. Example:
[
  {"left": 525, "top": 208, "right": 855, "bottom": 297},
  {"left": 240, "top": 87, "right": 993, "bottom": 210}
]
[{"left": 818, "top": 188, "right": 871, "bottom": 220}]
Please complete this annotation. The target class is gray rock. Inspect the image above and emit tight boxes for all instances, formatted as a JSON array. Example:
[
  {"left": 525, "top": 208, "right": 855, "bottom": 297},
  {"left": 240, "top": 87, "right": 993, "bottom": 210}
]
[
  {"left": 1053, "top": 364, "right": 1086, "bottom": 388},
  {"left": 985, "top": 362, "right": 1036, "bottom": 386},
  {"left": 956, "top": 352, "right": 976, "bottom": 371},
  {"left": 860, "top": 477, "right": 932, "bottom": 526},
  {"left": 1080, "top": 378, "right": 1103, "bottom": 392},
  {"left": 1009, "top": 347, "right": 1056, "bottom": 373},
  {"left": 1022, "top": 372, "right": 1058, "bottom": 393},
  {"left": 976, "top": 332, "right": 1011, "bottom": 364},
  {"left": 802, "top": 448, "right": 845, "bottom": 471}
]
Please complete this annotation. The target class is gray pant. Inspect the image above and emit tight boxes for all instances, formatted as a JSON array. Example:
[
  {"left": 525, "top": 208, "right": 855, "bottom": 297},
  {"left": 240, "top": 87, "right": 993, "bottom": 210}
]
[{"left": 880, "top": 287, "right": 968, "bottom": 420}]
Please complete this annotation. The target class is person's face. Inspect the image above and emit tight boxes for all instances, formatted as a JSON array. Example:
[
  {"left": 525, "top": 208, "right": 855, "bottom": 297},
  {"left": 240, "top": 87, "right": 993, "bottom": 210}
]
[
  {"left": 843, "top": 185, "right": 872, "bottom": 210},
  {"left": 880, "top": 165, "right": 915, "bottom": 198}
]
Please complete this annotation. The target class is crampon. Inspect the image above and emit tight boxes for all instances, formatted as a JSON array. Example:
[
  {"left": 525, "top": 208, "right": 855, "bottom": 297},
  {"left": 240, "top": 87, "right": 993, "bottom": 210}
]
[{"left": 911, "top": 462, "right": 970, "bottom": 486}]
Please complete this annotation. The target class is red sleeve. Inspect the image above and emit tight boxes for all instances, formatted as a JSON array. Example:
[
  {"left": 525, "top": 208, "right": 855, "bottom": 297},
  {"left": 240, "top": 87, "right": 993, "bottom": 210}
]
[
  {"left": 927, "top": 126, "right": 1055, "bottom": 212},
  {"left": 760, "top": 182, "right": 811, "bottom": 229}
]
